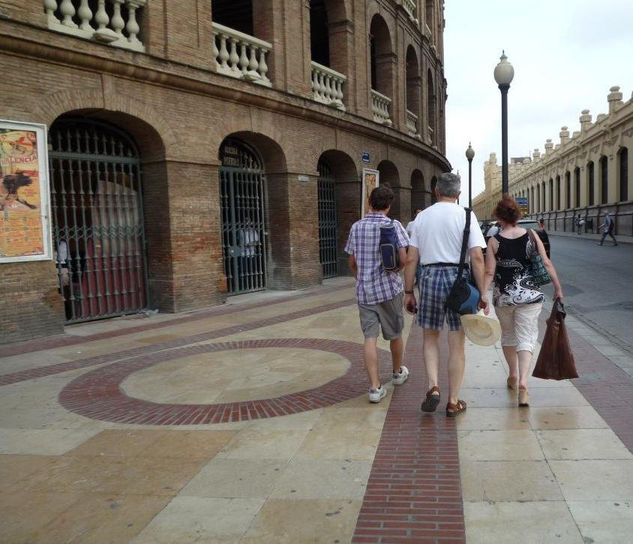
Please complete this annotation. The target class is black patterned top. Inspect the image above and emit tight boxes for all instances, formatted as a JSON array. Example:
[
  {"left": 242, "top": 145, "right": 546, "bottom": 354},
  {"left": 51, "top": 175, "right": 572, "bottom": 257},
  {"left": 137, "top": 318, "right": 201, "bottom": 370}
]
[{"left": 492, "top": 232, "right": 544, "bottom": 307}]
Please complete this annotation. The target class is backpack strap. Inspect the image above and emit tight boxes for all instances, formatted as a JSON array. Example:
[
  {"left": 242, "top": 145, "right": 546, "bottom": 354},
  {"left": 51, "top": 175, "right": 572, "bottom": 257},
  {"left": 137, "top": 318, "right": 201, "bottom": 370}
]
[{"left": 457, "top": 208, "right": 471, "bottom": 277}]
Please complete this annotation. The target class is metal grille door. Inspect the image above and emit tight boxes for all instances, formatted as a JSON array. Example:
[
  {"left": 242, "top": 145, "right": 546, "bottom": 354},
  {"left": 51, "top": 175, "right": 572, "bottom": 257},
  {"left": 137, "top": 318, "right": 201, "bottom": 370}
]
[
  {"left": 49, "top": 119, "right": 147, "bottom": 323},
  {"left": 220, "top": 140, "right": 267, "bottom": 294},
  {"left": 318, "top": 158, "right": 338, "bottom": 278}
]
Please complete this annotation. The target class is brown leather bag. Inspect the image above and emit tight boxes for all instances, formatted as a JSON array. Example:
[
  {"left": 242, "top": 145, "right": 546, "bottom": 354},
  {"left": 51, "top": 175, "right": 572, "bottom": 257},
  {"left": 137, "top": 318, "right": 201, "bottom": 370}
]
[{"left": 532, "top": 299, "right": 579, "bottom": 380}]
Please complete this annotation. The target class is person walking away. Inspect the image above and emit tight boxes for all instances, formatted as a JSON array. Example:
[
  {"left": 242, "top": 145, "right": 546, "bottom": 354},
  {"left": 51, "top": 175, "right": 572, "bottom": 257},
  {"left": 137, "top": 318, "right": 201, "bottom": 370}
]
[
  {"left": 599, "top": 212, "right": 618, "bottom": 246},
  {"left": 345, "top": 185, "right": 411, "bottom": 403},
  {"left": 484, "top": 196, "right": 564, "bottom": 407},
  {"left": 538, "top": 218, "right": 551, "bottom": 258},
  {"left": 403, "top": 172, "right": 488, "bottom": 418}
]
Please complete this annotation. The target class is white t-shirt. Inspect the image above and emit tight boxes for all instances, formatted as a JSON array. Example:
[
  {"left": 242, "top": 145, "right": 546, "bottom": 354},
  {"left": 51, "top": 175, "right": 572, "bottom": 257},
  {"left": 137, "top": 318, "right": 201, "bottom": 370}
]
[
  {"left": 409, "top": 202, "right": 485, "bottom": 264},
  {"left": 406, "top": 220, "right": 417, "bottom": 238}
]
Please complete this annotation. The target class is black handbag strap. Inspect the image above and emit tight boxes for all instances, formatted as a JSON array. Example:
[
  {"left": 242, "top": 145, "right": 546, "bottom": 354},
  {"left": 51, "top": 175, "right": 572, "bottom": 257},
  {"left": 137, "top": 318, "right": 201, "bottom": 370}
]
[{"left": 457, "top": 207, "right": 471, "bottom": 277}]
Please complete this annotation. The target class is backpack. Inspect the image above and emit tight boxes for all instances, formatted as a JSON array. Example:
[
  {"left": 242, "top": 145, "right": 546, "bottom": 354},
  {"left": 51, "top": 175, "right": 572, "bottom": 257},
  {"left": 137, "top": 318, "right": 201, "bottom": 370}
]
[{"left": 379, "top": 219, "right": 399, "bottom": 271}]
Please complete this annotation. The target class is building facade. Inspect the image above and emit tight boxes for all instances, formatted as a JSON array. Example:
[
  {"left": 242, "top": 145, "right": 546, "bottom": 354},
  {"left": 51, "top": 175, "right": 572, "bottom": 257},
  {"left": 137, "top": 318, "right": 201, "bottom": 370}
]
[
  {"left": 473, "top": 86, "right": 632, "bottom": 235},
  {"left": 0, "top": 0, "right": 450, "bottom": 343}
]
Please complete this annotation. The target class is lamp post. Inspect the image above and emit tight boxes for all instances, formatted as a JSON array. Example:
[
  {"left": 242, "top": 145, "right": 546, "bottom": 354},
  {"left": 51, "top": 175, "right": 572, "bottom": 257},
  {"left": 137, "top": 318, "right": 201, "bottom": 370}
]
[
  {"left": 465, "top": 142, "right": 475, "bottom": 208},
  {"left": 494, "top": 51, "right": 514, "bottom": 195}
]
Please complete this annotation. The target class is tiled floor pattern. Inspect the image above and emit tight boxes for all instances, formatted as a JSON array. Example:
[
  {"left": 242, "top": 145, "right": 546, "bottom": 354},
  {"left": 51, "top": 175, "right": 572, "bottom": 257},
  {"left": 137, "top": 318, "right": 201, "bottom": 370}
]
[{"left": 1, "top": 280, "right": 633, "bottom": 543}]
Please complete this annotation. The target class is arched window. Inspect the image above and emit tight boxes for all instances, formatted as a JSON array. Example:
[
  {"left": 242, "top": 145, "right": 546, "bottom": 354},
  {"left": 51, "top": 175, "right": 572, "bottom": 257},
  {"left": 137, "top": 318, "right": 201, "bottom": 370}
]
[
  {"left": 310, "top": 0, "right": 329, "bottom": 67},
  {"left": 565, "top": 171, "right": 571, "bottom": 209},
  {"left": 536, "top": 184, "right": 541, "bottom": 212},
  {"left": 369, "top": 15, "right": 394, "bottom": 126},
  {"left": 600, "top": 155, "right": 608, "bottom": 204},
  {"left": 587, "top": 161, "right": 595, "bottom": 205},
  {"left": 427, "top": 70, "right": 436, "bottom": 144},
  {"left": 548, "top": 178, "right": 554, "bottom": 211},
  {"left": 406, "top": 46, "right": 421, "bottom": 136},
  {"left": 574, "top": 167, "right": 581, "bottom": 207},
  {"left": 619, "top": 147, "right": 629, "bottom": 202},
  {"left": 555, "top": 175, "right": 561, "bottom": 210}
]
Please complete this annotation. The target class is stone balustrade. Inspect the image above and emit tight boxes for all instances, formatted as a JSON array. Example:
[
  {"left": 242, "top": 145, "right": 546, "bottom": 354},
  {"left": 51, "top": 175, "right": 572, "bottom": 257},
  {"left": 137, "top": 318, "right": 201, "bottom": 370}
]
[
  {"left": 311, "top": 62, "right": 346, "bottom": 110},
  {"left": 212, "top": 22, "right": 271, "bottom": 87},
  {"left": 371, "top": 89, "right": 392, "bottom": 126},
  {"left": 403, "top": 0, "right": 418, "bottom": 23},
  {"left": 44, "top": 0, "right": 147, "bottom": 52},
  {"left": 406, "top": 110, "right": 419, "bottom": 137}
]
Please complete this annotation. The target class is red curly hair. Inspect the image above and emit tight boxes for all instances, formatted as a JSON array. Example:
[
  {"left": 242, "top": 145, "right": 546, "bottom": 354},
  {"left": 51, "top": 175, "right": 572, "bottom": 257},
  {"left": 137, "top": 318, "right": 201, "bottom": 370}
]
[{"left": 493, "top": 196, "right": 521, "bottom": 225}]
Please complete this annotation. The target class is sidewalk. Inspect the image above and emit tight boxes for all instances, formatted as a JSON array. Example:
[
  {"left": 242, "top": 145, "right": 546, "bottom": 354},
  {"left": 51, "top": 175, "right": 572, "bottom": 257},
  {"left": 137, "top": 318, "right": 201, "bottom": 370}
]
[{"left": 1, "top": 278, "right": 633, "bottom": 543}]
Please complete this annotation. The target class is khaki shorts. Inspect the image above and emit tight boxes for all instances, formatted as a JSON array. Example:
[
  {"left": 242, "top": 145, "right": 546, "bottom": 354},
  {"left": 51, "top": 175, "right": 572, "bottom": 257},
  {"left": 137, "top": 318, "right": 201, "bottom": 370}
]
[{"left": 358, "top": 292, "right": 404, "bottom": 340}]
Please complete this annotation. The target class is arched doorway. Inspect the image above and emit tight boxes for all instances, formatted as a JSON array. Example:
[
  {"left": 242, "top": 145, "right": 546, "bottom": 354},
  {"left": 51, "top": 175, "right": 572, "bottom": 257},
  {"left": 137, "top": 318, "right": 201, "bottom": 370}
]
[
  {"left": 369, "top": 14, "right": 394, "bottom": 126},
  {"left": 49, "top": 118, "right": 148, "bottom": 323},
  {"left": 410, "top": 169, "right": 426, "bottom": 213},
  {"left": 317, "top": 157, "right": 337, "bottom": 278},
  {"left": 219, "top": 138, "right": 268, "bottom": 294}
]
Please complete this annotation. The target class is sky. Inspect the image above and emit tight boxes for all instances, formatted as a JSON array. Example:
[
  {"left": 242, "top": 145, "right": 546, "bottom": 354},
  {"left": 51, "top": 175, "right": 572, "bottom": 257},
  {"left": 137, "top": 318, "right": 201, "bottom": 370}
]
[{"left": 443, "top": 0, "right": 633, "bottom": 204}]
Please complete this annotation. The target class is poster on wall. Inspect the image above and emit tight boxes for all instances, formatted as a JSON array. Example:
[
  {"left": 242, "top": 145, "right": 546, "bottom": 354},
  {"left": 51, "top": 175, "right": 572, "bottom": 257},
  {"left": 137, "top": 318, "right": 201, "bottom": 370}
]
[
  {"left": 361, "top": 168, "right": 379, "bottom": 216},
  {"left": 0, "top": 120, "right": 51, "bottom": 263}
]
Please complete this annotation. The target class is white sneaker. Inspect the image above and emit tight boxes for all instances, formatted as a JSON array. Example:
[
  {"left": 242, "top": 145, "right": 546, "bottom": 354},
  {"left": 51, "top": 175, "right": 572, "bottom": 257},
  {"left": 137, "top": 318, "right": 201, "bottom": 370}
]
[
  {"left": 368, "top": 386, "right": 387, "bottom": 403},
  {"left": 392, "top": 365, "right": 409, "bottom": 385}
]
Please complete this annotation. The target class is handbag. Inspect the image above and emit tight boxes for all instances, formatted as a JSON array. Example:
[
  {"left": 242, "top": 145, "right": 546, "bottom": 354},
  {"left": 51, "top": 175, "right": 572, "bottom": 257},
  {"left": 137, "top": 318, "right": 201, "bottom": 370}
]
[
  {"left": 528, "top": 230, "right": 551, "bottom": 287},
  {"left": 445, "top": 208, "right": 480, "bottom": 315},
  {"left": 532, "top": 299, "right": 578, "bottom": 380}
]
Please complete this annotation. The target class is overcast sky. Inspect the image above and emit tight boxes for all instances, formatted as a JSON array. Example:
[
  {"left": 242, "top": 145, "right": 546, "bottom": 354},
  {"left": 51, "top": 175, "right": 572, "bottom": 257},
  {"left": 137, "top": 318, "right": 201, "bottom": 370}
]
[{"left": 443, "top": 0, "right": 633, "bottom": 205}]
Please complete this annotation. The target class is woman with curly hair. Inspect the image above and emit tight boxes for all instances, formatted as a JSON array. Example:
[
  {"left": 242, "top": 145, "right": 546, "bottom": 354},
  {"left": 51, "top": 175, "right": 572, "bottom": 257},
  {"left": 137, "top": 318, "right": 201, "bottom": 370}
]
[{"left": 484, "top": 196, "right": 563, "bottom": 406}]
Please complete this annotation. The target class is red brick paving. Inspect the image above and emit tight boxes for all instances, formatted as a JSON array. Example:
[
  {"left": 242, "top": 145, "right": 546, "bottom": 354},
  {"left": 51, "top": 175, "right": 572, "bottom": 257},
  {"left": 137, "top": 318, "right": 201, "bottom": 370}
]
[
  {"left": 352, "top": 326, "right": 466, "bottom": 544},
  {"left": 58, "top": 338, "right": 394, "bottom": 424}
]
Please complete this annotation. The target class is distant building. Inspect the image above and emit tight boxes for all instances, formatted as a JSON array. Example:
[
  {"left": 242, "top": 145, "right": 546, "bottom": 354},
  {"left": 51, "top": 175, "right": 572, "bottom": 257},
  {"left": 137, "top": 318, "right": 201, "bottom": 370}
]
[
  {"left": 0, "top": 1, "right": 450, "bottom": 343},
  {"left": 473, "top": 86, "right": 632, "bottom": 235}
]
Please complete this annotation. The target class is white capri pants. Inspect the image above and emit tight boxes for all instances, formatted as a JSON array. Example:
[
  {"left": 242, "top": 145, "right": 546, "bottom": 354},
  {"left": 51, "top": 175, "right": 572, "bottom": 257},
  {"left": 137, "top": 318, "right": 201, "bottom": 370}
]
[{"left": 494, "top": 302, "right": 543, "bottom": 353}]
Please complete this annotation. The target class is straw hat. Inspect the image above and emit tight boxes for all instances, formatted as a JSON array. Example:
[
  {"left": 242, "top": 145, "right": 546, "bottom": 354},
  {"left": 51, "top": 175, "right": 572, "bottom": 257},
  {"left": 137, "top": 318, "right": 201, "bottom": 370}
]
[{"left": 460, "top": 311, "right": 501, "bottom": 346}]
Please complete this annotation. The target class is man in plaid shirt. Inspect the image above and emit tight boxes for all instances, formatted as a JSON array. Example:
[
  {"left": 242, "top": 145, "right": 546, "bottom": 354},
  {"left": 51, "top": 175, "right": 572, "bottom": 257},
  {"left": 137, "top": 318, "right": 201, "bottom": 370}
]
[{"left": 345, "top": 185, "right": 410, "bottom": 403}]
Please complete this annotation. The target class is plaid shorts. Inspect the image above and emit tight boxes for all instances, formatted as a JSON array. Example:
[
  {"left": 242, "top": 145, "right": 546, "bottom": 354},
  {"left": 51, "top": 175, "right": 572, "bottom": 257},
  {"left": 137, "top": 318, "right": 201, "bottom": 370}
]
[{"left": 417, "top": 265, "right": 469, "bottom": 331}]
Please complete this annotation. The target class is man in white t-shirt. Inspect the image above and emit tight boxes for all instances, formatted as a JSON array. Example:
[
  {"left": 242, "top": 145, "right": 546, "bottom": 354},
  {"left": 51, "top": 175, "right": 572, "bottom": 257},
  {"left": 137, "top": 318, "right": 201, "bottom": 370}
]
[{"left": 403, "top": 172, "right": 488, "bottom": 418}]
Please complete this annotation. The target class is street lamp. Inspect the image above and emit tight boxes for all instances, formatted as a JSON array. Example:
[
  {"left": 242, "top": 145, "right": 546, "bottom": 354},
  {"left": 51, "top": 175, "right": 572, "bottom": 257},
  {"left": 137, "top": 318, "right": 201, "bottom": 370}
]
[
  {"left": 494, "top": 51, "right": 514, "bottom": 195},
  {"left": 465, "top": 142, "right": 475, "bottom": 208}
]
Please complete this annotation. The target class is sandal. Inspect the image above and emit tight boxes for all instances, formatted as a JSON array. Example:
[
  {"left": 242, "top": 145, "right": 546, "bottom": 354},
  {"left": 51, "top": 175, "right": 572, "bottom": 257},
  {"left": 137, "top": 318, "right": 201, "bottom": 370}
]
[
  {"left": 446, "top": 400, "right": 467, "bottom": 418},
  {"left": 420, "top": 386, "right": 441, "bottom": 412}
]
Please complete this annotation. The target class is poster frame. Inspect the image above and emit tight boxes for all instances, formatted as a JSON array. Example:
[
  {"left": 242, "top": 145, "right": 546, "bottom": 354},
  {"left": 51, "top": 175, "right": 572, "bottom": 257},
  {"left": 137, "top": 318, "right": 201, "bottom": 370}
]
[
  {"left": 361, "top": 168, "right": 380, "bottom": 217},
  {"left": 0, "top": 119, "right": 52, "bottom": 263}
]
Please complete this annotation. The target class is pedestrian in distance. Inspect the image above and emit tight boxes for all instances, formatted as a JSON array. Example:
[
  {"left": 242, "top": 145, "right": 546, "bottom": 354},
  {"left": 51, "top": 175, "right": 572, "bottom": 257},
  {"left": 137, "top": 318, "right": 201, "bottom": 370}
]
[
  {"left": 576, "top": 214, "right": 584, "bottom": 235},
  {"left": 345, "top": 185, "right": 411, "bottom": 403},
  {"left": 403, "top": 172, "right": 489, "bottom": 418},
  {"left": 484, "top": 196, "right": 564, "bottom": 407},
  {"left": 538, "top": 218, "right": 551, "bottom": 258},
  {"left": 598, "top": 212, "right": 618, "bottom": 246}
]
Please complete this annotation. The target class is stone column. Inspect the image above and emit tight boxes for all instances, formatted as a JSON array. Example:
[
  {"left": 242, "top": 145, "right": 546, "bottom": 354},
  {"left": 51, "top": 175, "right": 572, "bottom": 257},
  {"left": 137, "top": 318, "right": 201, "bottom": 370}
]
[{"left": 143, "top": 160, "right": 225, "bottom": 312}]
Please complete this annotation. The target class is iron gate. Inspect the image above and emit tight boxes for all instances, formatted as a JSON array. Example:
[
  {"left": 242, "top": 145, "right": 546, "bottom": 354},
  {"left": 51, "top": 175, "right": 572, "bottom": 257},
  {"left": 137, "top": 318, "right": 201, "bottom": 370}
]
[
  {"left": 318, "top": 158, "right": 338, "bottom": 278},
  {"left": 220, "top": 139, "right": 267, "bottom": 294},
  {"left": 49, "top": 119, "right": 148, "bottom": 323}
]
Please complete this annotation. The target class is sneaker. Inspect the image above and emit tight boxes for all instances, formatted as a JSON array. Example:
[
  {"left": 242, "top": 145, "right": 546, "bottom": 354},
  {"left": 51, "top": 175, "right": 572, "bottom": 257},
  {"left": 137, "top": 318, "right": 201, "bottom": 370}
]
[
  {"left": 392, "top": 365, "right": 410, "bottom": 385},
  {"left": 368, "top": 386, "right": 387, "bottom": 403}
]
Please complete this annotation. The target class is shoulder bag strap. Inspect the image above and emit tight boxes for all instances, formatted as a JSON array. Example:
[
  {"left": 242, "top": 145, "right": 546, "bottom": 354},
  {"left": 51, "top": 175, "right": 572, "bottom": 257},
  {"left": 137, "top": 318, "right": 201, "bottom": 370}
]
[{"left": 457, "top": 207, "right": 471, "bottom": 277}]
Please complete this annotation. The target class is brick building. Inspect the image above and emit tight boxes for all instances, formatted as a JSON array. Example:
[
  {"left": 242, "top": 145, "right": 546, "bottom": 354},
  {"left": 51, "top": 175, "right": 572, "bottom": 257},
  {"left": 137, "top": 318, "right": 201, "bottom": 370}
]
[{"left": 0, "top": 0, "right": 450, "bottom": 343}]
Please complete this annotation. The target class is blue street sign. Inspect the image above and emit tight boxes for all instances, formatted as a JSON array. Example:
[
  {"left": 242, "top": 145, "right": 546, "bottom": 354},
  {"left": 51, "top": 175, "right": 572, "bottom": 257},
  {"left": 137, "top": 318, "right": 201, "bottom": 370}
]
[{"left": 362, "top": 152, "right": 370, "bottom": 164}]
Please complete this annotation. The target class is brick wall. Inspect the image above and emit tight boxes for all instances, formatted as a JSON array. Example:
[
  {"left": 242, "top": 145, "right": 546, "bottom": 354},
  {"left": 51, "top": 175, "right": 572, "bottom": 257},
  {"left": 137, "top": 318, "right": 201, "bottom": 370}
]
[
  {"left": 0, "top": 0, "right": 449, "bottom": 343},
  {"left": 0, "top": 261, "right": 64, "bottom": 344}
]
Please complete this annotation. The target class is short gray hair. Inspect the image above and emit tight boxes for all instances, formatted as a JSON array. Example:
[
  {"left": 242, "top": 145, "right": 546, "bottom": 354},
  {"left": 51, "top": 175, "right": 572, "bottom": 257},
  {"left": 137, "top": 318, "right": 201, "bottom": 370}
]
[{"left": 436, "top": 172, "right": 461, "bottom": 198}]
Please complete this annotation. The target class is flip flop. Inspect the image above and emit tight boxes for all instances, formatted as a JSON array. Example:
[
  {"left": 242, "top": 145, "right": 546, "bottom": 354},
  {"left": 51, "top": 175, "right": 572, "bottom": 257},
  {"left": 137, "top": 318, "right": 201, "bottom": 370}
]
[{"left": 421, "top": 386, "right": 440, "bottom": 412}]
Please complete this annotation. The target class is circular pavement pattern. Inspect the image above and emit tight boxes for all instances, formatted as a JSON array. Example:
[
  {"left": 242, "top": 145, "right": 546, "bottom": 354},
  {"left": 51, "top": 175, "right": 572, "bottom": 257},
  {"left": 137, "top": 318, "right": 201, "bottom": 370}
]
[{"left": 59, "top": 338, "right": 393, "bottom": 425}]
